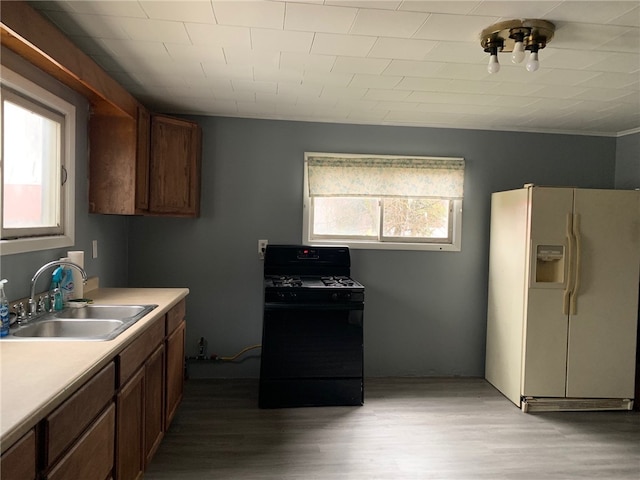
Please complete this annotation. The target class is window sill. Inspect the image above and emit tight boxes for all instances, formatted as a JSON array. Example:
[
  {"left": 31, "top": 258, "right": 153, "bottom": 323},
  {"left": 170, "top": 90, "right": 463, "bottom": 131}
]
[
  {"left": 1, "top": 234, "right": 74, "bottom": 256},
  {"left": 305, "top": 238, "right": 461, "bottom": 252}
]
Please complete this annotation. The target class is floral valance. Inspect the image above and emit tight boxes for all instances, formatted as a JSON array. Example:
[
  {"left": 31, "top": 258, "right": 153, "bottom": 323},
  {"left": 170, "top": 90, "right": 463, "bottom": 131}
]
[{"left": 306, "top": 154, "right": 465, "bottom": 199}]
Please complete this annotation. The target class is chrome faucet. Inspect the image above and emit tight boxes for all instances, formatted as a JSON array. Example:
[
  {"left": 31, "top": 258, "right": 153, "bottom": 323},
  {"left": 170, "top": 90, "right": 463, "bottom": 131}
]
[{"left": 28, "top": 260, "right": 88, "bottom": 317}]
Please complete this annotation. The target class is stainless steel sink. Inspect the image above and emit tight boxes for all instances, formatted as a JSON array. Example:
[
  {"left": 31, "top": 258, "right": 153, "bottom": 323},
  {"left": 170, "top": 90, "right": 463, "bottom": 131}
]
[
  {"left": 13, "top": 319, "right": 124, "bottom": 338},
  {"left": 55, "top": 304, "right": 152, "bottom": 320},
  {"left": 3, "top": 304, "right": 157, "bottom": 341}
]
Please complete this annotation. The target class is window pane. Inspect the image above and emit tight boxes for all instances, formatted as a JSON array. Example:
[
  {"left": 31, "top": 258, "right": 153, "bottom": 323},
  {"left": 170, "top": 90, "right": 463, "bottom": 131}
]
[
  {"left": 313, "top": 197, "right": 379, "bottom": 237},
  {"left": 3, "top": 99, "right": 61, "bottom": 229},
  {"left": 383, "top": 198, "right": 450, "bottom": 239}
]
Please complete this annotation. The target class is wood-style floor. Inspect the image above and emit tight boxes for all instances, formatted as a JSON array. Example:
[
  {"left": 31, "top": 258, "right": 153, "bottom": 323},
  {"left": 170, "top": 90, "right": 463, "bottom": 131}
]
[{"left": 145, "top": 378, "right": 640, "bottom": 479}]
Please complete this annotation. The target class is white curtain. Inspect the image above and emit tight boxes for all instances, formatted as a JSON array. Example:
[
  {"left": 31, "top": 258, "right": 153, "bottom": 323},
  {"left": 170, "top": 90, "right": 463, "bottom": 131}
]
[{"left": 306, "top": 154, "right": 465, "bottom": 199}]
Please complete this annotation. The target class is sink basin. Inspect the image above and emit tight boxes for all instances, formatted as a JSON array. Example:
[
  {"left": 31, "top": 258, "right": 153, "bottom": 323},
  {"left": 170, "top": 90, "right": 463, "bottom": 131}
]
[
  {"left": 55, "top": 304, "right": 152, "bottom": 320},
  {"left": 13, "top": 319, "right": 124, "bottom": 338},
  {"left": 3, "top": 304, "right": 157, "bottom": 341}
]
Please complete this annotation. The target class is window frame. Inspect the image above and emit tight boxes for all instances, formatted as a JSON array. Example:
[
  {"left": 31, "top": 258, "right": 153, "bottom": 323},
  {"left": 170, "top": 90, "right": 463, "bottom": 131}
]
[
  {"left": 302, "top": 153, "right": 463, "bottom": 252},
  {"left": 1, "top": 66, "right": 75, "bottom": 256}
]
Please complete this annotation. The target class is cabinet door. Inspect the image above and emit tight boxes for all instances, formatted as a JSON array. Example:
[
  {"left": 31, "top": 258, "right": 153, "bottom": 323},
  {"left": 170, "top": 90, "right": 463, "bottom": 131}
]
[
  {"left": 89, "top": 115, "right": 137, "bottom": 215},
  {"left": 144, "top": 344, "right": 165, "bottom": 467},
  {"left": 46, "top": 404, "right": 115, "bottom": 480},
  {"left": 0, "top": 429, "right": 36, "bottom": 480},
  {"left": 116, "top": 368, "right": 144, "bottom": 480},
  {"left": 165, "top": 320, "right": 186, "bottom": 427},
  {"left": 135, "top": 106, "right": 151, "bottom": 212},
  {"left": 149, "top": 115, "right": 202, "bottom": 217}
]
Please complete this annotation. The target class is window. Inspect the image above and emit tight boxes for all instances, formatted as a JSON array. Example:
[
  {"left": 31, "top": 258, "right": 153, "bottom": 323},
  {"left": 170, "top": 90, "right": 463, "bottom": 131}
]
[
  {"left": 1, "top": 67, "right": 75, "bottom": 255},
  {"left": 303, "top": 153, "right": 464, "bottom": 251}
]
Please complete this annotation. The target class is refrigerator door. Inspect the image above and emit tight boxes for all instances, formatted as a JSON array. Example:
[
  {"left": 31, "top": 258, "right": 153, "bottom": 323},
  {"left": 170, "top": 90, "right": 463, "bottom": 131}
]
[
  {"left": 565, "top": 189, "right": 640, "bottom": 398},
  {"left": 521, "top": 187, "right": 573, "bottom": 398},
  {"left": 485, "top": 188, "right": 530, "bottom": 405}
]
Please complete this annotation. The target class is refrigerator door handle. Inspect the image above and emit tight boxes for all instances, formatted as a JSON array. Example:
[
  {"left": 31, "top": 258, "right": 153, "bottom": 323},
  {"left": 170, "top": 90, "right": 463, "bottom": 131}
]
[
  {"left": 570, "top": 213, "right": 582, "bottom": 315},
  {"left": 563, "top": 213, "right": 575, "bottom": 316}
]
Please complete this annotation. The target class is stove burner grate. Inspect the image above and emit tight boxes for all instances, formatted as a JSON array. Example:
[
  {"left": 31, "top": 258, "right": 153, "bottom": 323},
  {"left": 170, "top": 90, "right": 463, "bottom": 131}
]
[
  {"left": 271, "top": 276, "right": 303, "bottom": 287},
  {"left": 321, "top": 276, "right": 356, "bottom": 287}
]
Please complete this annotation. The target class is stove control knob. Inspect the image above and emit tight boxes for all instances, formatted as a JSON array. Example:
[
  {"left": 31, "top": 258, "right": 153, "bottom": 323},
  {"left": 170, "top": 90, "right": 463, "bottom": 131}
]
[{"left": 331, "top": 293, "right": 338, "bottom": 301}]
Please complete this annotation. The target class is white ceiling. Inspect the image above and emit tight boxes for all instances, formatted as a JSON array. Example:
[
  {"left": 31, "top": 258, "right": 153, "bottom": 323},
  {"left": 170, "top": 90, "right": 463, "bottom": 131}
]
[{"left": 28, "top": 0, "right": 640, "bottom": 136}]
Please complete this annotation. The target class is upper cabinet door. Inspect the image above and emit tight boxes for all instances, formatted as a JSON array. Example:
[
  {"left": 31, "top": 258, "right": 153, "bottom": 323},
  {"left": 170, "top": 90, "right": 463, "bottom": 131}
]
[
  {"left": 89, "top": 114, "right": 137, "bottom": 215},
  {"left": 149, "top": 114, "right": 202, "bottom": 217},
  {"left": 135, "top": 106, "right": 151, "bottom": 212}
]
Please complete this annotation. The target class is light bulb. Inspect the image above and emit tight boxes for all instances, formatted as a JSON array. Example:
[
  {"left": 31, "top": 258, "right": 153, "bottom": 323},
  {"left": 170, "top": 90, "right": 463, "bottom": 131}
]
[
  {"left": 526, "top": 51, "right": 539, "bottom": 72},
  {"left": 487, "top": 53, "right": 500, "bottom": 74},
  {"left": 511, "top": 41, "right": 525, "bottom": 63}
]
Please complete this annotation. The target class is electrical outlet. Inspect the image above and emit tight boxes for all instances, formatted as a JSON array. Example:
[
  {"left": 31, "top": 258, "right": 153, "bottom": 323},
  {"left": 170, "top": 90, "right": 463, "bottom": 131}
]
[{"left": 258, "top": 239, "right": 268, "bottom": 260}]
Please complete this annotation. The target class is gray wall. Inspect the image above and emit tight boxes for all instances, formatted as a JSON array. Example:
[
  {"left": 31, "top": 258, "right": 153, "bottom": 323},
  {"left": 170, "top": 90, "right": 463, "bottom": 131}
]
[
  {"left": 0, "top": 48, "right": 129, "bottom": 301},
  {"left": 3, "top": 48, "right": 629, "bottom": 379},
  {"left": 128, "top": 116, "right": 617, "bottom": 378},
  {"left": 615, "top": 132, "right": 640, "bottom": 189}
]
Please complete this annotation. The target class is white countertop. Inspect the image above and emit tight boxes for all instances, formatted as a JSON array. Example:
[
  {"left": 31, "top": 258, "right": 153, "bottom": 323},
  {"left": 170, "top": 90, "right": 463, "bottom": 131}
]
[{"left": 0, "top": 287, "right": 189, "bottom": 450}]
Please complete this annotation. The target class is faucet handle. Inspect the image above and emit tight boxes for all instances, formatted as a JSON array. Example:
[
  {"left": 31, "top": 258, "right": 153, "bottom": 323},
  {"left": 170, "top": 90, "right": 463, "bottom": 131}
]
[
  {"left": 13, "top": 302, "right": 26, "bottom": 323},
  {"left": 48, "top": 291, "right": 56, "bottom": 312},
  {"left": 37, "top": 296, "right": 47, "bottom": 313}
]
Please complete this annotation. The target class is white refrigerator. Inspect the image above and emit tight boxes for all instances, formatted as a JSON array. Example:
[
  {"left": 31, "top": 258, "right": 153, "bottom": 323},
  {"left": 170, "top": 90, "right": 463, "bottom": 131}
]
[{"left": 485, "top": 186, "right": 640, "bottom": 412}]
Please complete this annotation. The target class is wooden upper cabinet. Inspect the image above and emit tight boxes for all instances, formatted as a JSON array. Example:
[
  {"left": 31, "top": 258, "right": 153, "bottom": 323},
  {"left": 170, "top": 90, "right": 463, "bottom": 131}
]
[
  {"left": 89, "top": 109, "right": 202, "bottom": 217},
  {"left": 149, "top": 114, "right": 202, "bottom": 217},
  {"left": 89, "top": 113, "right": 138, "bottom": 215}
]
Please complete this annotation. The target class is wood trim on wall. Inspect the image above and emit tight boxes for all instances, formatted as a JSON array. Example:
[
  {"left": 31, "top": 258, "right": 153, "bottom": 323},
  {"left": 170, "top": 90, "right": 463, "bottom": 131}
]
[{"left": 0, "top": 0, "right": 138, "bottom": 118}]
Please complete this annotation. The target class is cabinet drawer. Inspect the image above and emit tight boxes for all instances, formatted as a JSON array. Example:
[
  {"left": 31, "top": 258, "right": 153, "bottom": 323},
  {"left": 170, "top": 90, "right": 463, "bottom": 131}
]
[
  {"left": 0, "top": 429, "right": 36, "bottom": 480},
  {"left": 166, "top": 299, "right": 185, "bottom": 335},
  {"left": 46, "top": 403, "right": 115, "bottom": 480},
  {"left": 45, "top": 362, "right": 115, "bottom": 467},
  {"left": 119, "top": 316, "right": 164, "bottom": 385}
]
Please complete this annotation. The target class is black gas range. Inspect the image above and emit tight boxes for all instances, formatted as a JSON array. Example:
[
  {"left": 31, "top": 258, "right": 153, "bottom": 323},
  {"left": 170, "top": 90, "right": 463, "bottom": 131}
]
[{"left": 259, "top": 245, "right": 365, "bottom": 408}]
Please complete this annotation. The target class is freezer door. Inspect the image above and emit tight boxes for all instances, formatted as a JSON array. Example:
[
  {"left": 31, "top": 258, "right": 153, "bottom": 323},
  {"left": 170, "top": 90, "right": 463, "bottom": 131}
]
[
  {"left": 521, "top": 187, "right": 573, "bottom": 398},
  {"left": 565, "top": 189, "right": 640, "bottom": 398}
]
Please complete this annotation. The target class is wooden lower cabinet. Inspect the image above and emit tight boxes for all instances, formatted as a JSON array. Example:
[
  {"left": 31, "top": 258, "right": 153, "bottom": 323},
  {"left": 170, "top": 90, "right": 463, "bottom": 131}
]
[
  {"left": 0, "top": 429, "right": 36, "bottom": 480},
  {"left": 41, "top": 362, "right": 116, "bottom": 480},
  {"left": 46, "top": 404, "right": 115, "bottom": 480},
  {"left": 45, "top": 363, "right": 116, "bottom": 468},
  {"left": 165, "top": 319, "right": 186, "bottom": 427},
  {"left": 0, "top": 299, "right": 187, "bottom": 480},
  {"left": 144, "top": 344, "right": 165, "bottom": 466},
  {"left": 116, "top": 302, "right": 185, "bottom": 479},
  {"left": 116, "top": 368, "right": 145, "bottom": 480}
]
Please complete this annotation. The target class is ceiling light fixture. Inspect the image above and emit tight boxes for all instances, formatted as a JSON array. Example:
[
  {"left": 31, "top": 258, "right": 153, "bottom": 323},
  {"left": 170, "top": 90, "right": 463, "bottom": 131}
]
[{"left": 480, "top": 19, "right": 555, "bottom": 74}]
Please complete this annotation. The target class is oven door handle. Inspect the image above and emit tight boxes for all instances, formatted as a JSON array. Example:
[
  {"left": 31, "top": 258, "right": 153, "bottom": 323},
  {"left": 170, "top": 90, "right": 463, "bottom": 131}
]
[{"left": 264, "top": 303, "right": 364, "bottom": 311}]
